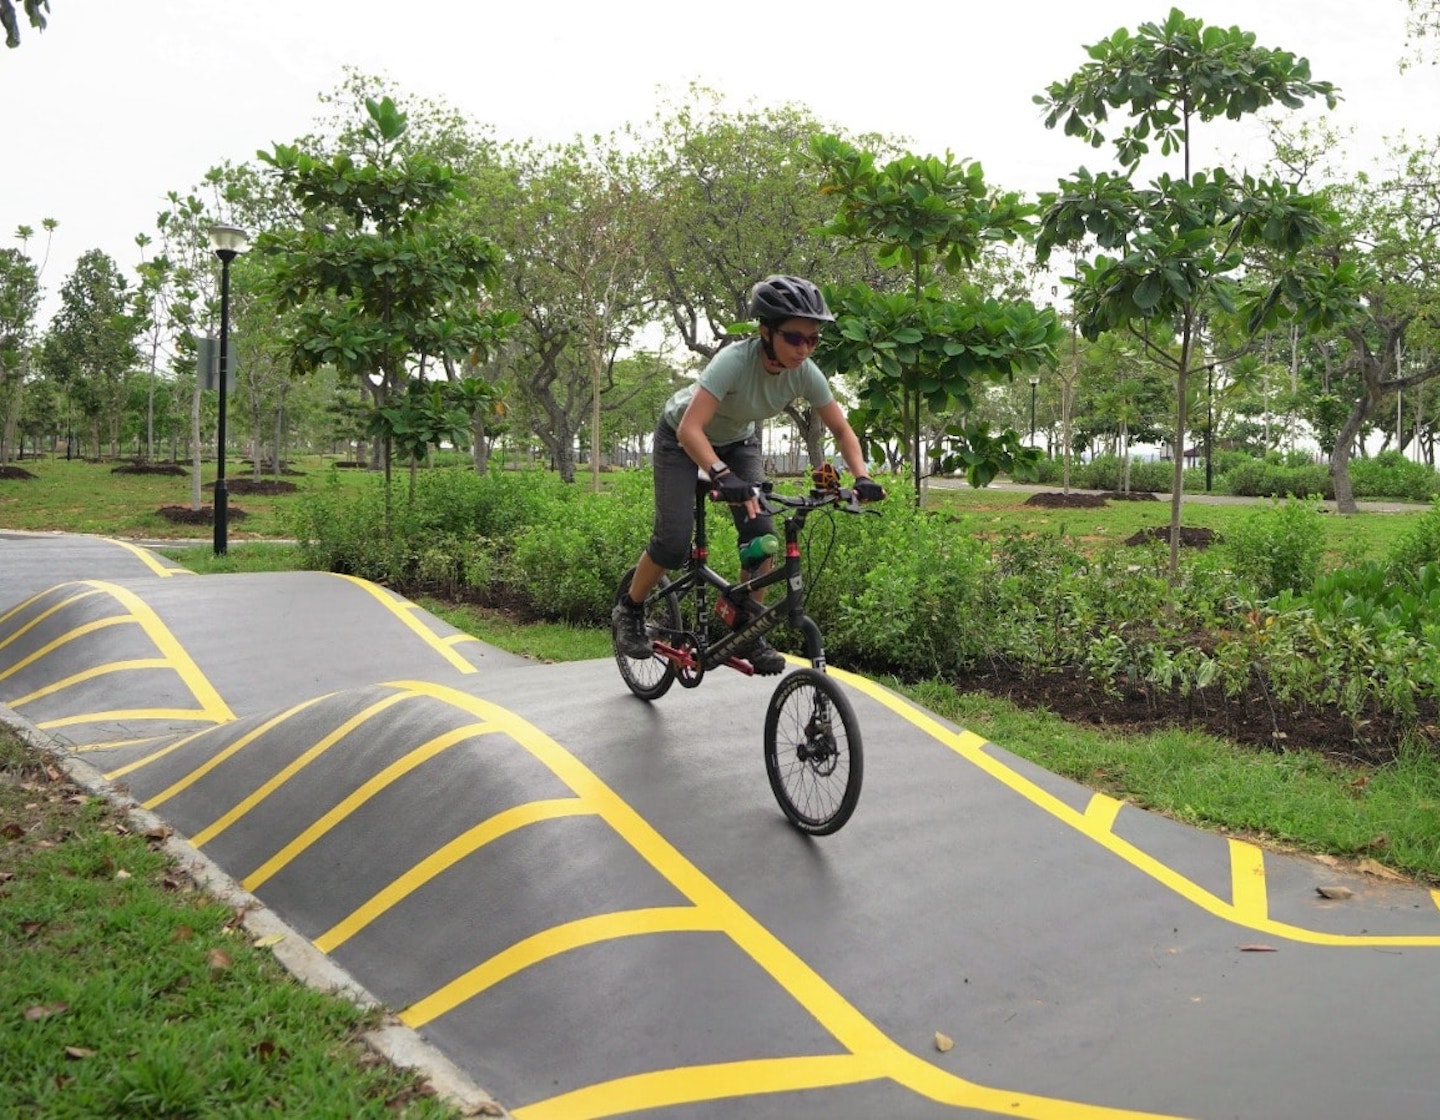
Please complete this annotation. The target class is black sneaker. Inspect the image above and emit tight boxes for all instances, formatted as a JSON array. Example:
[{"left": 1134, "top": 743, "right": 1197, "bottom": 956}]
[
  {"left": 611, "top": 600, "right": 653, "bottom": 659},
  {"left": 737, "top": 636, "right": 785, "bottom": 675}
]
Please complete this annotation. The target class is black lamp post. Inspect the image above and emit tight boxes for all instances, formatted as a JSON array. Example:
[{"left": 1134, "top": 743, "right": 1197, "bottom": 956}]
[
  {"left": 208, "top": 224, "right": 249, "bottom": 555},
  {"left": 1029, "top": 376, "right": 1040, "bottom": 444}
]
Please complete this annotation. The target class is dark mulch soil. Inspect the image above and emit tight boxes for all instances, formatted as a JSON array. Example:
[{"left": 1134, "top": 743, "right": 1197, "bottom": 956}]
[
  {"left": 156, "top": 506, "right": 249, "bottom": 526},
  {"left": 1024, "top": 491, "right": 1109, "bottom": 509},
  {"left": 0, "top": 465, "right": 37, "bottom": 480},
  {"left": 225, "top": 479, "right": 299, "bottom": 496},
  {"left": 1024, "top": 490, "right": 1163, "bottom": 509},
  {"left": 112, "top": 462, "right": 188, "bottom": 477},
  {"left": 1124, "top": 525, "right": 1218, "bottom": 549},
  {"left": 949, "top": 660, "right": 1436, "bottom": 769}
]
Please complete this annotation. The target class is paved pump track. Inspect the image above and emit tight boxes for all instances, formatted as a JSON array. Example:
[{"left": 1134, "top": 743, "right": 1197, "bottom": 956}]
[{"left": 4, "top": 530, "right": 1440, "bottom": 1120}]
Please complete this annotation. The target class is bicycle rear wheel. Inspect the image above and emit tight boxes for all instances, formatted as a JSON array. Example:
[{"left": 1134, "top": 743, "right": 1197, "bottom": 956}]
[
  {"left": 613, "top": 568, "right": 680, "bottom": 701},
  {"left": 764, "top": 668, "right": 863, "bottom": 835}
]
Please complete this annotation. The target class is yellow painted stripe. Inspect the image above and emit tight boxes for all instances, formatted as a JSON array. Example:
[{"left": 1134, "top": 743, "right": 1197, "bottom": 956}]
[
  {"left": 7, "top": 659, "right": 169, "bottom": 707},
  {"left": 826, "top": 667, "right": 1440, "bottom": 948},
  {"left": 242, "top": 722, "right": 496, "bottom": 891},
  {"left": 0, "top": 586, "right": 106, "bottom": 655},
  {"left": 74, "top": 736, "right": 172, "bottom": 754},
  {"left": 314, "top": 798, "right": 591, "bottom": 953},
  {"left": 1082, "top": 791, "right": 1124, "bottom": 835},
  {"left": 0, "top": 616, "right": 130, "bottom": 684},
  {"left": 85, "top": 582, "right": 235, "bottom": 724},
  {"left": 333, "top": 574, "right": 478, "bottom": 674},
  {"left": 104, "top": 537, "right": 190, "bottom": 577},
  {"left": 402, "top": 907, "right": 720, "bottom": 1028},
  {"left": 1431, "top": 889, "right": 1440, "bottom": 913},
  {"left": 515, "top": 1057, "right": 875, "bottom": 1120},
  {"left": 1228, "top": 839, "right": 1269, "bottom": 923},
  {"left": 141, "top": 695, "right": 330, "bottom": 810},
  {"left": 388, "top": 680, "right": 1183, "bottom": 1120},
  {"left": 102, "top": 726, "right": 217, "bottom": 777},
  {"left": 39, "top": 707, "right": 221, "bottom": 731},
  {"left": 186, "top": 690, "right": 414, "bottom": 847}
]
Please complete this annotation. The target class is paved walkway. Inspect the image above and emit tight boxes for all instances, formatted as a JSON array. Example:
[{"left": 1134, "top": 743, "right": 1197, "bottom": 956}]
[{"left": 3, "top": 530, "right": 1439, "bottom": 1120}]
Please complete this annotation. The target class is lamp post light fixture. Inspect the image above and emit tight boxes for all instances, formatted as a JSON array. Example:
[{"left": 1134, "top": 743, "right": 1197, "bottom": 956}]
[
  {"left": 1029, "top": 376, "right": 1040, "bottom": 444},
  {"left": 207, "top": 224, "right": 249, "bottom": 555}
]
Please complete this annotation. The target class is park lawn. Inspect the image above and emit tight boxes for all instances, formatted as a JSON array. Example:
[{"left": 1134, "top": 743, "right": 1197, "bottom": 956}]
[{"left": 0, "top": 455, "right": 373, "bottom": 539}]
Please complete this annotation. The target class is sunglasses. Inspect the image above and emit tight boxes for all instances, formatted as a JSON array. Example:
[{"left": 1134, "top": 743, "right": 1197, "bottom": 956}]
[{"left": 776, "top": 328, "right": 821, "bottom": 348}]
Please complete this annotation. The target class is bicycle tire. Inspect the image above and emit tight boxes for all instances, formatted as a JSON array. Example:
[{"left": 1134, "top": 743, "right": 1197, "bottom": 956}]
[
  {"left": 763, "top": 667, "right": 863, "bottom": 835},
  {"left": 613, "top": 568, "right": 680, "bottom": 701}
]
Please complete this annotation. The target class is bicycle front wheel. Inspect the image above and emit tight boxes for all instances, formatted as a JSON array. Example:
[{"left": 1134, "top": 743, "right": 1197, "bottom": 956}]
[
  {"left": 764, "top": 668, "right": 863, "bottom": 835},
  {"left": 613, "top": 567, "right": 680, "bottom": 701}
]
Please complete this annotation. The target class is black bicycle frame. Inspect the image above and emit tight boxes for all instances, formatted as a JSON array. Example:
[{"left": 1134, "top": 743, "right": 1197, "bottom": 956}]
[{"left": 655, "top": 479, "right": 828, "bottom": 673}]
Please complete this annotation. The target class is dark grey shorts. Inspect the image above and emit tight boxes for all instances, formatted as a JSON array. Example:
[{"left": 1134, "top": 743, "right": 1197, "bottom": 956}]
[{"left": 645, "top": 421, "right": 775, "bottom": 570}]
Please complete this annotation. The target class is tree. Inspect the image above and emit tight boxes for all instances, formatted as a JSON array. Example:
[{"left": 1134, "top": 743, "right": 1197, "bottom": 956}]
[
  {"left": 39, "top": 249, "right": 138, "bottom": 458},
  {"left": 811, "top": 135, "right": 1061, "bottom": 503},
  {"left": 637, "top": 87, "right": 872, "bottom": 359},
  {"left": 1, "top": 0, "right": 47, "bottom": 49},
  {"left": 471, "top": 138, "right": 656, "bottom": 484},
  {"left": 0, "top": 245, "right": 39, "bottom": 461},
  {"left": 637, "top": 90, "right": 882, "bottom": 466},
  {"left": 257, "top": 94, "right": 512, "bottom": 523},
  {"left": 1035, "top": 7, "right": 1342, "bottom": 575},
  {"left": 1309, "top": 138, "right": 1440, "bottom": 511}
]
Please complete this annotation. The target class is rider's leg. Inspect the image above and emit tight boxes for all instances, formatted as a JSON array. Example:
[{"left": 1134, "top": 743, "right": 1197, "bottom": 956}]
[
  {"left": 725, "top": 435, "right": 776, "bottom": 611},
  {"left": 625, "top": 420, "right": 695, "bottom": 606},
  {"left": 625, "top": 550, "right": 668, "bottom": 606}
]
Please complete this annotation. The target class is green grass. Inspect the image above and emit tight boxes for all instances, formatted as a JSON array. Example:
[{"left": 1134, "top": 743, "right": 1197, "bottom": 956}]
[
  {"left": 923, "top": 485, "right": 1425, "bottom": 565},
  {"left": 0, "top": 455, "right": 374, "bottom": 540},
  {"left": 0, "top": 730, "right": 465, "bottom": 1119}
]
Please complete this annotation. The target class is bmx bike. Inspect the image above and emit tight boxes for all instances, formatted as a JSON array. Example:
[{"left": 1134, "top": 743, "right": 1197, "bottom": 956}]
[{"left": 613, "top": 470, "right": 878, "bottom": 835}]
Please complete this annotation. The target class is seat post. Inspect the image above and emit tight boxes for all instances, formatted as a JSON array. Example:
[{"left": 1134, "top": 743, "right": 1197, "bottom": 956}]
[{"left": 693, "top": 471, "right": 710, "bottom": 560}]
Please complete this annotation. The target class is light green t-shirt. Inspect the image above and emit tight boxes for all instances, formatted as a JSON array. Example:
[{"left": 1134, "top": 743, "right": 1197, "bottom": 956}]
[{"left": 661, "top": 337, "right": 834, "bottom": 445}]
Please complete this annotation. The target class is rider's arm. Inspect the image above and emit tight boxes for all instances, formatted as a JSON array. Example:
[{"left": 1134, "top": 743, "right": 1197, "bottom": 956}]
[
  {"left": 678, "top": 388, "right": 759, "bottom": 514},
  {"left": 676, "top": 387, "right": 725, "bottom": 474},
  {"left": 817, "top": 399, "right": 872, "bottom": 483}
]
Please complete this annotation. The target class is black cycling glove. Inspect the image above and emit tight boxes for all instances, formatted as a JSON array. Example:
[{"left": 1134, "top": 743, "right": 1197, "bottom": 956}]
[
  {"left": 709, "top": 466, "right": 754, "bottom": 505},
  {"left": 853, "top": 476, "right": 886, "bottom": 502}
]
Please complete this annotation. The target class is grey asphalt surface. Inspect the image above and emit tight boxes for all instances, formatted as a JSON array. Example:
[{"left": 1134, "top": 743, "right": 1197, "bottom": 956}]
[{"left": 3, "top": 529, "right": 1440, "bottom": 1120}]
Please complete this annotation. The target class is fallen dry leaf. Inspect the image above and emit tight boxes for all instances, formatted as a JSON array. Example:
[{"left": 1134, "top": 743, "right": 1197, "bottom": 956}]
[
  {"left": 64, "top": 1046, "right": 95, "bottom": 1060},
  {"left": 207, "top": 948, "right": 233, "bottom": 974},
  {"left": 1356, "top": 858, "right": 1406, "bottom": 881},
  {"left": 1237, "top": 944, "right": 1279, "bottom": 952},
  {"left": 1316, "top": 885, "right": 1354, "bottom": 900},
  {"left": 24, "top": 1002, "right": 69, "bottom": 1021},
  {"left": 252, "top": 933, "right": 285, "bottom": 949},
  {"left": 934, "top": 1032, "right": 954, "bottom": 1053}
]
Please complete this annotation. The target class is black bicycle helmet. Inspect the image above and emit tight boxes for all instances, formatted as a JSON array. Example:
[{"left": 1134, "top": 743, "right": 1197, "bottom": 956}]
[{"left": 748, "top": 275, "right": 835, "bottom": 324}]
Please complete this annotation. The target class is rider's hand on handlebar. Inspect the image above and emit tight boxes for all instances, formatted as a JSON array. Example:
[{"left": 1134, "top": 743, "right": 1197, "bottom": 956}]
[
  {"left": 709, "top": 466, "right": 756, "bottom": 506},
  {"left": 853, "top": 476, "right": 886, "bottom": 502}
]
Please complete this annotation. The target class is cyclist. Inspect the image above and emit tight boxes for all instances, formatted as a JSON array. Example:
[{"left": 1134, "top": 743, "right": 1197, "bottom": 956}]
[{"left": 613, "top": 274, "right": 885, "bottom": 672}]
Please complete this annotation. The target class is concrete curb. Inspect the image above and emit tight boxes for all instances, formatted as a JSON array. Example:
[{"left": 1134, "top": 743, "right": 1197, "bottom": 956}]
[{"left": 0, "top": 705, "right": 510, "bottom": 1119}]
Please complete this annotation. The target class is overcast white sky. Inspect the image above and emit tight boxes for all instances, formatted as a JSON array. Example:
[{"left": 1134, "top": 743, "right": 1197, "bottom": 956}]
[{"left": 5, "top": 0, "right": 1438, "bottom": 321}]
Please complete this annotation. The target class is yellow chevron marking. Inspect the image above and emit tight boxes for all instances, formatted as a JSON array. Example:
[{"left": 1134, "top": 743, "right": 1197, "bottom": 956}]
[
  {"left": 333, "top": 574, "right": 479, "bottom": 674},
  {"left": 186, "top": 690, "right": 414, "bottom": 847},
  {"left": 242, "top": 721, "right": 497, "bottom": 891},
  {"left": 141, "top": 695, "right": 330, "bottom": 810},
  {"left": 314, "top": 798, "right": 591, "bottom": 953}
]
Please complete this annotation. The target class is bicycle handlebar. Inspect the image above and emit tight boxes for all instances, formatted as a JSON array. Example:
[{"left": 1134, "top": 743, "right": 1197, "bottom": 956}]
[{"left": 704, "top": 480, "right": 879, "bottom": 516}]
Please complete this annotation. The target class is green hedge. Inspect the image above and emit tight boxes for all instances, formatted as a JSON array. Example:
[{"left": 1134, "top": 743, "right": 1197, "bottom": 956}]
[{"left": 289, "top": 470, "right": 1440, "bottom": 736}]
